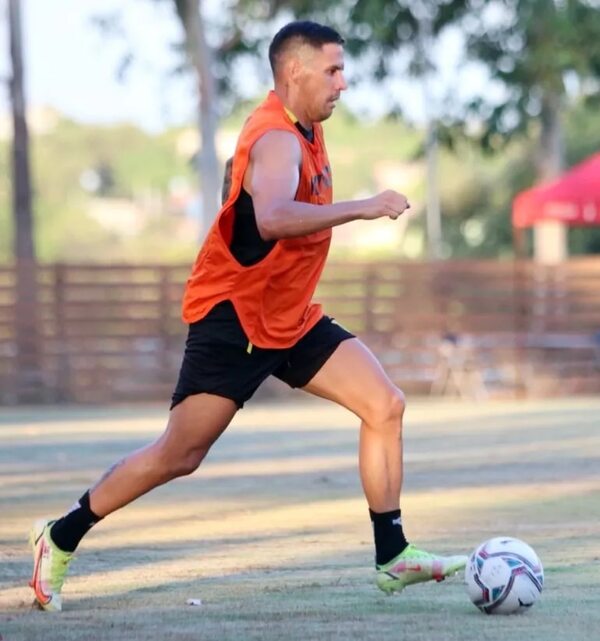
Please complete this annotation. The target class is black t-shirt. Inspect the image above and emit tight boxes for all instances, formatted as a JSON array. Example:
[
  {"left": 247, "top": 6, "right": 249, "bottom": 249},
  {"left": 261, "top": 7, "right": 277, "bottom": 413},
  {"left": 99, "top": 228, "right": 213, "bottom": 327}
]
[{"left": 229, "top": 122, "right": 314, "bottom": 267}]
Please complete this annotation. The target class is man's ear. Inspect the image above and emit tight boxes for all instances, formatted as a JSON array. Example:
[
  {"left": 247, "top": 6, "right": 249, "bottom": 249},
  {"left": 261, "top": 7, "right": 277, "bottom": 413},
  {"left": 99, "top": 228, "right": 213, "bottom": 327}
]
[{"left": 288, "top": 55, "right": 303, "bottom": 83}]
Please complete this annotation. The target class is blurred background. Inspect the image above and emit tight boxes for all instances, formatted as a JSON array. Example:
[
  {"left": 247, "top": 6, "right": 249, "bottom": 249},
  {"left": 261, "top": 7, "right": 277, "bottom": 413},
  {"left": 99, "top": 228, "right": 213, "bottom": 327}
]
[{"left": 1, "top": 0, "right": 600, "bottom": 404}]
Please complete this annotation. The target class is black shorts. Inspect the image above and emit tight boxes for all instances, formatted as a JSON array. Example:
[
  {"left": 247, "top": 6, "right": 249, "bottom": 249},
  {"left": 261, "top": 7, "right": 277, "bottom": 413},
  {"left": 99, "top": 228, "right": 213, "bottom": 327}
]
[{"left": 171, "top": 301, "right": 354, "bottom": 409}]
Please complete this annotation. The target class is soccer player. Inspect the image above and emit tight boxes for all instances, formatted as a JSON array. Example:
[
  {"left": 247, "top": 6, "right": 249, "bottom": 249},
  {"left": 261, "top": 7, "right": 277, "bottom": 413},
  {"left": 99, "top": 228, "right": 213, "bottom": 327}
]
[{"left": 29, "top": 20, "right": 466, "bottom": 612}]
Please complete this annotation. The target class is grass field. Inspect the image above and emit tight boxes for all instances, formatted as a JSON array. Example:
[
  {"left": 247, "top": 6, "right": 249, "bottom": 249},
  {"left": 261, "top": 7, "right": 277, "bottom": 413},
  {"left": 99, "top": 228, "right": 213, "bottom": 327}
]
[{"left": 1, "top": 398, "right": 599, "bottom": 641}]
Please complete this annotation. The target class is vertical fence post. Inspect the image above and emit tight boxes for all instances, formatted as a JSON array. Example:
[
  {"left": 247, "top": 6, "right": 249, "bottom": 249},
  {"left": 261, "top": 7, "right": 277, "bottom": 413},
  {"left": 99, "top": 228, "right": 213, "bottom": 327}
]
[
  {"left": 158, "top": 266, "right": 171, "bottom": 381},
  {"left": 53, "top": 263, "right": 70, "bottom": 401},
  {"left": 512, "top": 257, "right": 529, "bottom": 398},
  {"left": 14, "top": 259, "right": 43, "bottom": 401},
  {"left": 364, "top": 263, "right": 377, "bottom": 337}
]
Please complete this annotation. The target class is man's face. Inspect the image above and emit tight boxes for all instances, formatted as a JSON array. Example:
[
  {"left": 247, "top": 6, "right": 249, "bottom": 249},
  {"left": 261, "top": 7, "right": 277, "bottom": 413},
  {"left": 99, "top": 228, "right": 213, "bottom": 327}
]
[{"left": 294, "top": 43, "right": 347, "bottom": 123}]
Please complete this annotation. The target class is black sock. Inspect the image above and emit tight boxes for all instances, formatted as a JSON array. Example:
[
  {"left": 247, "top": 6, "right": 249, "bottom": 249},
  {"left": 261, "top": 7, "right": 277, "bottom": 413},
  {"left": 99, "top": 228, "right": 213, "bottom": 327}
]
[
  {"left": 370, "top": 508, "right": 409, "bottom": 566},
  {"left": 50, "top": 491, "right": 102, "bottom": 553}
]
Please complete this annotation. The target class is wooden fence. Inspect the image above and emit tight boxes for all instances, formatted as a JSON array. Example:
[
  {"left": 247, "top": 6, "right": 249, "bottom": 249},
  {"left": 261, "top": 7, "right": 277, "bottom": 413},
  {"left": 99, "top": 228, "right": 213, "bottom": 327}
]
[{"left": 1, "top": 258, "right": 599, "bottom": 404}]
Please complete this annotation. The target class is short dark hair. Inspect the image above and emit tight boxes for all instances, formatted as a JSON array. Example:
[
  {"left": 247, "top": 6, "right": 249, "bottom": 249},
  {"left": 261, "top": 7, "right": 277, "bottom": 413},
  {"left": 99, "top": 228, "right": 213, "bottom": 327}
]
[{"left": 268, "top": 21, "right": 345, "bottom": 76}]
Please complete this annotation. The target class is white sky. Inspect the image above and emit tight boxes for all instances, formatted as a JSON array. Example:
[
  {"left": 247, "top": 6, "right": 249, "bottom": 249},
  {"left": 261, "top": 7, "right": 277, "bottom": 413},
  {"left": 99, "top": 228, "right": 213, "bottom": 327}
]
[
  {"left": 2, "top": 0, "right": 196, "bottom": 131},
  {"left": 0, "top": 0, "right": 494, "bottom": 133}
]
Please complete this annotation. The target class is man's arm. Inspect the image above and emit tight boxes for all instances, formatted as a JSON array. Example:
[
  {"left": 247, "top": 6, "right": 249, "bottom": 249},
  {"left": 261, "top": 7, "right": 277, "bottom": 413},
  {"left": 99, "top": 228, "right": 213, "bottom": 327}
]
[{"left": 246, "top": 130, "right": 410, "bottom": 241}]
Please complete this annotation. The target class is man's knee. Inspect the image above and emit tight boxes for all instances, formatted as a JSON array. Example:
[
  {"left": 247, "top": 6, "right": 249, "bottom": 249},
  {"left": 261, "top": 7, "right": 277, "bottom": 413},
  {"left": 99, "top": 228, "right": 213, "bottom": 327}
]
[
  {"left": 182, "top": 446, "right": 210, "bottom": 476},
  {"left": 158, "top": 397, "right": 235, "bottom": 477},
  {"left": 362, "top": 387, "right": 406, "bottom": 431},
  {"left": 153, "top": 438, "right": 208, "bottom": 478}
]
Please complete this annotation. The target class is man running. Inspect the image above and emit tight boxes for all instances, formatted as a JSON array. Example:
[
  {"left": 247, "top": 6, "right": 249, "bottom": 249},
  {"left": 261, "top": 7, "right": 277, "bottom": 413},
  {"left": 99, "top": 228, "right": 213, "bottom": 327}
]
[{"left": 29, "top": 20, "right": 466, "bottom": 612}]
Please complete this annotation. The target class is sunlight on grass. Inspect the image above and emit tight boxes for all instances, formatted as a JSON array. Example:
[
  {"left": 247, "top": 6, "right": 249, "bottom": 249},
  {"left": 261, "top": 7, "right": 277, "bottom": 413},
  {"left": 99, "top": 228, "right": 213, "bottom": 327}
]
[{"left": 1, "top": 398, "right": 599, "bottom": 641}]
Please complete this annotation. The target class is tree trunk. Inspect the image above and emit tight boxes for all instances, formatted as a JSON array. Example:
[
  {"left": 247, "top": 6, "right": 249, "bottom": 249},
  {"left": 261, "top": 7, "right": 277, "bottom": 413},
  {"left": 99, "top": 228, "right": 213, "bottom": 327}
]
[
  {"left": 533, "top": 89, "right": 567, "bottom": 264},
  {"left": 425, "top": 118, "right": 442, "bottom": 260},
  {"left": 8, "top": 0, "right": 42, "bottom": 401},
  {"left": 418, "top": 8, "right": 442, "bottom": 260},
  {"left": 178, "top": 0, "right": 221, "bottom": 240},
  {"left": 9, "top": 0, "right": 35, "bottom": 265},
  {"left": 537, "top": 90, "right": 564, "bottom": 182}
]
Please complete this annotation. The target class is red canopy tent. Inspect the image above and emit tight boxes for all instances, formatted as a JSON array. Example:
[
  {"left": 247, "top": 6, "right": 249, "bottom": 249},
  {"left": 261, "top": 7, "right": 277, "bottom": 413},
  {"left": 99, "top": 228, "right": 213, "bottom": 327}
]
[{"left": 512, "top": 152, "right": 600, "bottom": 229}]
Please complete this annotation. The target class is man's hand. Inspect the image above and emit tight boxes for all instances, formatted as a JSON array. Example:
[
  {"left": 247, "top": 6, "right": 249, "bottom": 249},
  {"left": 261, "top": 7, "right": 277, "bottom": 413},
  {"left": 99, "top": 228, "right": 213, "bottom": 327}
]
[{"left": 362, "top": 190, "right": 410, "bottom": 220}]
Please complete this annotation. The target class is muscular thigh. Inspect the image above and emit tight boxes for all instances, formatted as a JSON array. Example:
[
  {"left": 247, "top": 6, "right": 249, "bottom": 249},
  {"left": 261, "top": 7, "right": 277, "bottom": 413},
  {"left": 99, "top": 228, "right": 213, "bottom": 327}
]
[
  {"left": 159, "top": 392, "right": 238, "bottom": 456},
  {"left": 301, "top": 337, "right": 400, "bottom": 419}
]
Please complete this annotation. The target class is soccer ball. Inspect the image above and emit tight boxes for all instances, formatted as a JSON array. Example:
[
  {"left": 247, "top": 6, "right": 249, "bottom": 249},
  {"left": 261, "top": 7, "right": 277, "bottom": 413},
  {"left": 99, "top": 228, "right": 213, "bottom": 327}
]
[{"left": 465, "top": 536, "right": 544, "bottom": 614}]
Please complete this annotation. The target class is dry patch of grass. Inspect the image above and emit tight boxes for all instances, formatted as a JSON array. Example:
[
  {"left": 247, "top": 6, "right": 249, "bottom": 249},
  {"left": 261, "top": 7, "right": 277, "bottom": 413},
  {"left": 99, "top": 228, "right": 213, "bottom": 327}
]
[{"left": 1, "top": 398, "right": 599, "bottom": 641}]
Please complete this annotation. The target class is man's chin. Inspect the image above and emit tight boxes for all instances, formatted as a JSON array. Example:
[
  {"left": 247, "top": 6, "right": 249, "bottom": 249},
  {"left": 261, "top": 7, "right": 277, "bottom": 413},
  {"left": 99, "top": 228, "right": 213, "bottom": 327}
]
[{"left": 319, "top": 106, "right": 336, "bottom": 122}]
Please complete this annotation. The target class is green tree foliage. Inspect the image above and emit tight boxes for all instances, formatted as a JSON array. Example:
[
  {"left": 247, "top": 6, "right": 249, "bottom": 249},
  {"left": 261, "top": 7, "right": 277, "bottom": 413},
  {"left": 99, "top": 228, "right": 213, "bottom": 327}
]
[
  {"left": 448, "top": 0, "right": 600, "bottom": 254},
  {"left": 0, "top": 117, "right": 197, "bottom": 263},
  {"left": 459, "top": 0, "right": 600, "bottom": 150},
  {"left": 5, "top": 1, "right": 598, "bottom": 261},
  {"left": 284, "top": 0, "right": 600, "bottom": 255},
  {"left": 440, "top": 98, "right": 600, "bottom": 257}
]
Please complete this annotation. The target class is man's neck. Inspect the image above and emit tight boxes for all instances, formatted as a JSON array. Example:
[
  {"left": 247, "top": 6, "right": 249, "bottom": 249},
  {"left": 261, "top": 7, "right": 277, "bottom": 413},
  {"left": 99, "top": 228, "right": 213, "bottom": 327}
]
[{"left": 273, "top": 86, "right": 312, "bottom": 130}]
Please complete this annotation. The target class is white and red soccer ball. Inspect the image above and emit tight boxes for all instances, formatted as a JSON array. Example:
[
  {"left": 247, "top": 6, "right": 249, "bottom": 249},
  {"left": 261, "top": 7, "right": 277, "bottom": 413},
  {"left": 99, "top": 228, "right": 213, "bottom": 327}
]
[{"left": 465, "top": 536, "right": 544, "bottom": 614}]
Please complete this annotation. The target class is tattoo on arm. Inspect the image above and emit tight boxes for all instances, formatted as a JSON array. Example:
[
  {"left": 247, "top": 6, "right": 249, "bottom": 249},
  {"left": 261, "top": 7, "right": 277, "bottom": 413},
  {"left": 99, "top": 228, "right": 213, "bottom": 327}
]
[{"left": 222, "top": 157, "right": 233, "bottom": 204}]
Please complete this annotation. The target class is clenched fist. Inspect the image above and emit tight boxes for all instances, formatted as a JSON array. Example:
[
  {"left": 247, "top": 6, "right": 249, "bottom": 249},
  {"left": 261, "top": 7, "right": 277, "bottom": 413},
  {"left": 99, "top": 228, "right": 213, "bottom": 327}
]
[{"left": 362, "top": 190, "right": 410, "bottom": 220}]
